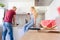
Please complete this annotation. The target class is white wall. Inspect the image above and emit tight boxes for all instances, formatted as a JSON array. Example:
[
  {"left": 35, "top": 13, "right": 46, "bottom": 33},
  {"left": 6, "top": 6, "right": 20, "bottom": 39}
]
[
  {"left": 2, "top": 0, "right": 48, "bottom": 14},
  {"left": 0, "top": 7, "right": 4, "bottom": 25},
  {"left": 7, "top": 0, "right": 34, "bottom": 14},
  {"left": 7, "top": 0, "right": 33, "bottom": 2},
  {"left": 45, "top": 0, "right": 60, "bottom": 20}
]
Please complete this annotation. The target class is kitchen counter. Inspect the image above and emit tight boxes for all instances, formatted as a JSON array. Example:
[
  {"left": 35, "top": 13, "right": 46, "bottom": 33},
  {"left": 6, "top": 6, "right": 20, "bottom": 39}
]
[{"left": 21, "top": 30, "right": 60, "bottom": 40}]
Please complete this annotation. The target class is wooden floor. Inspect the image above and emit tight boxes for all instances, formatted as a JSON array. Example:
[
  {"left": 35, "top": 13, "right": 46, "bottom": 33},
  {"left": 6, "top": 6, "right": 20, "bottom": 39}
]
[{"left": 21, "top": 30, "right": 60, "bottom": 40}]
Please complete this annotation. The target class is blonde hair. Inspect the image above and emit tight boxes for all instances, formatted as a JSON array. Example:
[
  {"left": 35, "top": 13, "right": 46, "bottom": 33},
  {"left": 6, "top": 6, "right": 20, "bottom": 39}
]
[{"left": 31, "top": 7, "right": 38, "bottom": 18}]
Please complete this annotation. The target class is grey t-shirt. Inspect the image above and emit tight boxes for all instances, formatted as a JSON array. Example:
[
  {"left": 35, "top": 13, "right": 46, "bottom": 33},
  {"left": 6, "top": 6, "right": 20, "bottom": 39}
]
[{"left": 30, "top": 13, "right": 34, "bottom": 21}]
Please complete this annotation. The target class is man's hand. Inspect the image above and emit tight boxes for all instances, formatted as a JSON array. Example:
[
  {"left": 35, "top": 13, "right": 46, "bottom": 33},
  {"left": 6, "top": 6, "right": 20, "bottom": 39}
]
[{"left": 12, "top": 15, "right": 16, "bottom": 26}]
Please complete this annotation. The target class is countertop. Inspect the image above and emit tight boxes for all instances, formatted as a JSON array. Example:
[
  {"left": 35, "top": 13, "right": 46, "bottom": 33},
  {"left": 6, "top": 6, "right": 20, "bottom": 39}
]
[{"left": 21, "top": 30, "right": 60, "bottom": 40}]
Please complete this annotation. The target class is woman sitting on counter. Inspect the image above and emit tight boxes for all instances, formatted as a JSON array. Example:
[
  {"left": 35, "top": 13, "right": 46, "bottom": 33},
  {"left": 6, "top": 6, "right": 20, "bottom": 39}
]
[{"left": 24, "top": 6, "right": 38, "bottom": 32}]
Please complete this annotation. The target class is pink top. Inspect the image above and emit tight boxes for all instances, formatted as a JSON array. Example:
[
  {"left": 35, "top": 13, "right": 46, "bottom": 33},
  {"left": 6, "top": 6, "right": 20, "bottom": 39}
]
[{"left": 4, "top": 10, "right": 16, "bottom": 23}]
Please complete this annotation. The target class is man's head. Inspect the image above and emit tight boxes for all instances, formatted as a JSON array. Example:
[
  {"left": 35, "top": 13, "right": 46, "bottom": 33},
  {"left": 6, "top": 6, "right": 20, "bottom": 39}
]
[
  {"left": 27, "top": 13, "right": 30, "bottom": 15},
  {"left": 12, "top": 6, "right": 17, "bottom": 11}
]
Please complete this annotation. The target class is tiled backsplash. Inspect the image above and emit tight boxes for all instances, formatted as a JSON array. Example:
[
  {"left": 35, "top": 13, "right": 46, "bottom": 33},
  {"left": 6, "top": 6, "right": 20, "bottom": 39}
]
[
  {"left": 16, "top": 14, "right": 27, "bottom": 27},
  {"left": 16, "top": 13, "right": 45, "bottom": 27}
]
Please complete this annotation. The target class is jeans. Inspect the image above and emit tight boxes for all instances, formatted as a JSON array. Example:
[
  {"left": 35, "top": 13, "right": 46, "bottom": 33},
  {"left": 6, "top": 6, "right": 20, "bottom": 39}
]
[
  {"left": 24, "top": 19, "right": 34, "bottom": 32},
  {"left": 2, "top": 22, "right": 13, "bottom": 40}
]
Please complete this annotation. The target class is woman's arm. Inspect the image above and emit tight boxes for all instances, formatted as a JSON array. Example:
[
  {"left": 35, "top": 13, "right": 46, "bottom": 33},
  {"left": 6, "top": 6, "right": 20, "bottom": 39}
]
[
  {"left": 34, "top": 16, "right": 36, "bottom": 24},
  {"left": 33, "top": 14, "right": 37, "bottom": 27}
]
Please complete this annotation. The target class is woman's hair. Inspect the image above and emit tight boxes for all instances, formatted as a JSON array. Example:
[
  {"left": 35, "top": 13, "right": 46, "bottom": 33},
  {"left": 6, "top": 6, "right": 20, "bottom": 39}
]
[
  {"left": 31, "top": 7, "right": 35, "bottom": 9},
  {"left": 31, "top": 6, "right": 38, "bottom": 18}
]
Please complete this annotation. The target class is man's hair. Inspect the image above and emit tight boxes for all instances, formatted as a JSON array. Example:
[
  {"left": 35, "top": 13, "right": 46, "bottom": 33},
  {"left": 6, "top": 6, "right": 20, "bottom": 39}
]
[{"left": 13, "top": 6, "right": 17, "bottom": 9}]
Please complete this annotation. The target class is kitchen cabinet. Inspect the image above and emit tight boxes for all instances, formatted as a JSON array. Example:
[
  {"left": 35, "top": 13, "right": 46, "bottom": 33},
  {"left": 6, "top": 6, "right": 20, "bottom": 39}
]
[{"left": 35, "top": 0, "right": 53, "bottom": 6}]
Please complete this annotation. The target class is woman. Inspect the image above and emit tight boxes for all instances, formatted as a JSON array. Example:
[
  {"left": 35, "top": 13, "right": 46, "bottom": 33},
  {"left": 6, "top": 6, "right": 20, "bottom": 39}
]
[{"left": 24, "top": 7, "right": 38, "bottom": 32}]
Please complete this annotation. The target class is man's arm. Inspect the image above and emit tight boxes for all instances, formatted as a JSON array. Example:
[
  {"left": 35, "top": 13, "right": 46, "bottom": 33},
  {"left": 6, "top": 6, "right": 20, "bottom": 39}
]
[{"left": 12, "top": 15, "right": 16, "bottom": 25}]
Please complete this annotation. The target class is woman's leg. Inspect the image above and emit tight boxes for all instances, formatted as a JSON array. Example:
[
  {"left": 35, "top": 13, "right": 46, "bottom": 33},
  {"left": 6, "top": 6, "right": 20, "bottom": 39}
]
[
  {"left": 24, "top": 19, "right": 34, "bottom": 32},
  {"left": 24, "top": 21, "right": 31, "bottom": 32},
  {"left": 25, "top": 21, "right": 34, "bottom": 31},
  {"left": 23, "top": 19, "right": 33, "bottom": 32}
]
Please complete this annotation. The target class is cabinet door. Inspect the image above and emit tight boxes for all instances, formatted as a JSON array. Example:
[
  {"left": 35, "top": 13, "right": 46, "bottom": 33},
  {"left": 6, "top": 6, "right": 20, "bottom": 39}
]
[{"left": 35, "top": 0, "right": 53, "bottom": 6}]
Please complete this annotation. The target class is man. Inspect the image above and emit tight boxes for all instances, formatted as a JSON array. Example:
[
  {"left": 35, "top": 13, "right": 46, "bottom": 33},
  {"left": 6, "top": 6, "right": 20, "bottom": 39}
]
[
  {"left": 25, "top": 13, "right": 30, "bottom": 24},
  {"left": 2, "top": 6, "right": 17, "bottom": 40}
]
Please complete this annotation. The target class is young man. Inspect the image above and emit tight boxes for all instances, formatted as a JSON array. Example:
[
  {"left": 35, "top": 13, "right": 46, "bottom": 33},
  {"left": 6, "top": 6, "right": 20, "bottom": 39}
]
[
  {"left": 25, "top": 13, "right": 31, "bottom": 24},
  {"left": 2, "top": 6, "right": 17, "bottom": 40}
]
